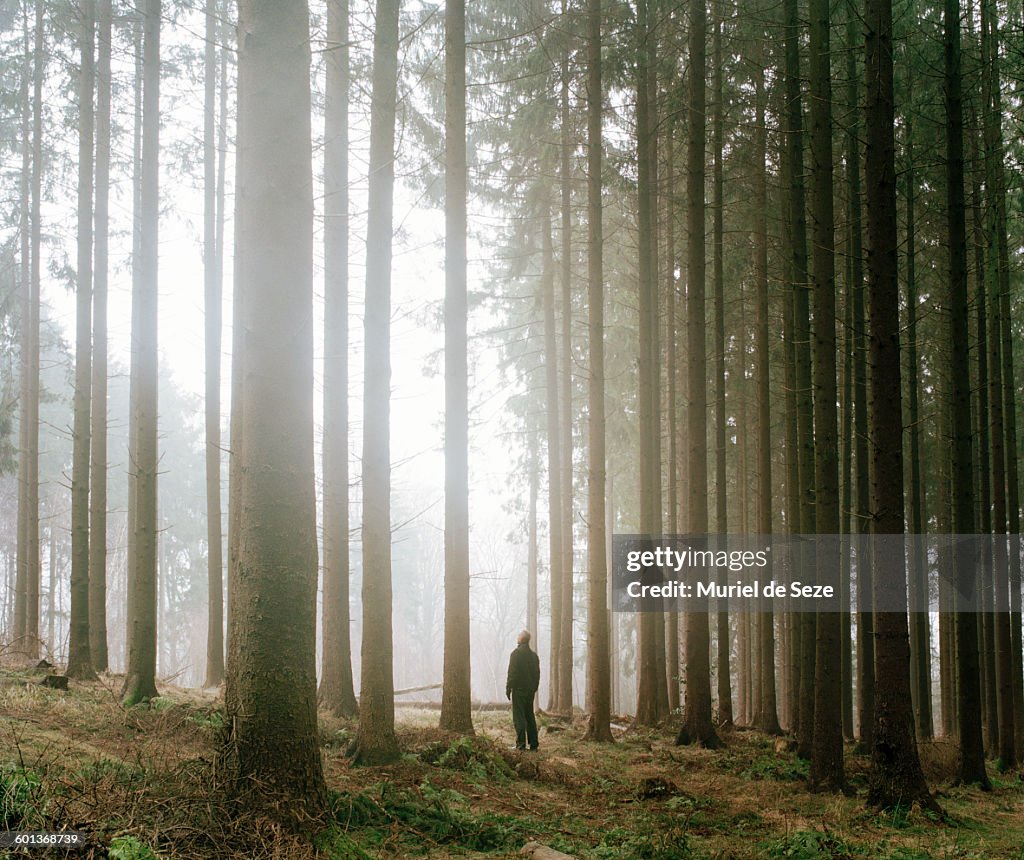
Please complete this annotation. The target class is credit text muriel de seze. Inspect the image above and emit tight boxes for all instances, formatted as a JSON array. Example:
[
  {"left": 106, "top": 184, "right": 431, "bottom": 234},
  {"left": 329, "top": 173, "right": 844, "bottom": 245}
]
[{"left": 622, "top": 544, "right": 836, "bottom": 600}]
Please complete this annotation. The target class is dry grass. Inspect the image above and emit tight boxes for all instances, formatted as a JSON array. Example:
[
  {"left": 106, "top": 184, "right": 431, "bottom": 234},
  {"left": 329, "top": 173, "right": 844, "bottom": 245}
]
[{"left": 1, "top": 662, "right": 1022, "bottom": 859}]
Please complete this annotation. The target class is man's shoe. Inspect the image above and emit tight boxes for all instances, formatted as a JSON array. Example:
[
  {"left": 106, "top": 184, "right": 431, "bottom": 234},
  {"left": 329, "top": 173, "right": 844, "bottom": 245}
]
[
  {"left": 528, "top": 746, "right": 539, "bottom": 751},
  {"left": 516, "top": 745, "right": 526, "bottom": 750}
]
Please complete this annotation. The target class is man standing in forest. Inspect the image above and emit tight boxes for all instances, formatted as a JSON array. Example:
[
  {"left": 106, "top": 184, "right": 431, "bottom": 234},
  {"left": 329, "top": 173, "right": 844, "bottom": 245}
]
[{"left": 506, "top": 631, "right": 541, "bottom": 750}]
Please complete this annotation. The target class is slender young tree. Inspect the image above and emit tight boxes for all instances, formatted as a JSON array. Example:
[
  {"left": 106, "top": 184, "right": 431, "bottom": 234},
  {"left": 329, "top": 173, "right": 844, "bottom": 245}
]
[
  {"left": 223, "top": 0, "right": 327, "bottom": 814},
  {"left": 201, "top": 0, "right": 224, "bottom": 690},
  {"left": 863, "top": 0, "right": 938, "bottom": 809},
  {"left": 583, "top": 0, "right": 612, "bottom": 743},
  {"left": 123, "top": 0, "right": 160, "bottom": 705},
  {"left": 440, "top": 0, "right": 473, "bottom": 733},
  {"left": 353, "top": 0, "right": 402, "bottom": 765},
  {"left": 676, "top": 0, "right": 720, "bottom": 750},
  {"left": 319, "top": 0, "right": 359, "bottom": 717},
  {"left": 68, "top": 0, "right": 96, "bottom": 682}
]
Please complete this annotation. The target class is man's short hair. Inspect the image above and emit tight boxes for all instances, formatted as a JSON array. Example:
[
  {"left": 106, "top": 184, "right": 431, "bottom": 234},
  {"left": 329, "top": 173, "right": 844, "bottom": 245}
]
[{"left": 517, "top": 630, "right": 531, "bottom": 645}]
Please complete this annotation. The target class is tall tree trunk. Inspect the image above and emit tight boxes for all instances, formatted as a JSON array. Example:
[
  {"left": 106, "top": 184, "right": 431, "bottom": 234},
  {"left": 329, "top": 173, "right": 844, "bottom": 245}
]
[
  {"left": 712, "top": 2, "right": 732, "bottom": 728},
  {"left": 320, "top": 0, "right": 358, "bottom": 717},
  {"left": 123, "top": 0, "right": 160, "bottom": 705},
  {"left": 201, "top": 0, "right": 225, "bottom": 690},
  {"left": 88, "top": 0, "right": 111, "bottom": 674},
  {"left": 68, "top": 0, "right": 96, "bottom": 682},
  {"left": 807, "top": 0, "right": 843, "bottom": 792},
  {"left": 676, "top": 0, "right": 720, "bottom": 749},
  {"left": 542, "top": 207, "right": 565, "bottom": 714},
  {"left": 863, "top": 0, "right": 938, "bottom": 809},
  {"left": 980, "top": 0, "right": 1015, "bottom": 770},
  {"left": 558, "top": 0, "right": 574, "bottom": 717},
  {"left": 528, "top": 427, "right": 539, "bottom": 640},
  {"left": 846, "top": 0, "right": 873, "bottom": 752},
  {"left": 752, "top": 55, "right": 780, "bottom": 736},
  {"left": 440, "top": 0, "right": 473, "bottom": 734},
  {"left": 902, "top": 99, "right": 932, "bottom": 740},
  {"left": 782, "top": 0, "right": 814, "bottom": 754},
  {"left": 945, "top": 0, "right": 989, "bottom": 788},
  {"left": 665, "top": 127, "right": 680, "bottom": 715},
  {"left": 224, "top": 0, "right": 326, "bottom": 815},
  {"left": 353, "top": 0, "right": 402, "bottom": 765},
  {"left": 16, "top": 0, "right": 42, "bottom": 662},
  {"left": 636, "top": 0, "right": 664, "bottom": 728},
  {"left": 583, "top": 0, "right": 611, "bottom": 742}
]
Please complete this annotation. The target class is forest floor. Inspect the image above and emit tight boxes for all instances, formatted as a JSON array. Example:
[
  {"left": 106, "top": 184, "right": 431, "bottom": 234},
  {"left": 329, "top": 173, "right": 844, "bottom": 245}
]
[{"left": 0, "top": 664, "right": 1023, "bottom": 859}]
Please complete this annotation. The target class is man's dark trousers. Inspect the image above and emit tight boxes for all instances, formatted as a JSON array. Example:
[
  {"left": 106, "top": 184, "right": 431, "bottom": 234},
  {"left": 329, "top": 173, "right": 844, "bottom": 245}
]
[{"left": 511, "top": 690, "right": 538, "bottom": 750}]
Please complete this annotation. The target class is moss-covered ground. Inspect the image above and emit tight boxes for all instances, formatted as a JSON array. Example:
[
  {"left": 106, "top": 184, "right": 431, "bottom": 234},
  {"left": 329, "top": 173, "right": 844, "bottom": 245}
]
[{"left": 1, "top": 665, "right": 1022, "bottom": 859}]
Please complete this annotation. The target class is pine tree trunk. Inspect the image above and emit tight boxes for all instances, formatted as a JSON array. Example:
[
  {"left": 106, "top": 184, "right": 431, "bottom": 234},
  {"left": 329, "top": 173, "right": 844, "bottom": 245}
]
[
  {"left": 224, "top": 0, "right": 327, "bottom": 815},
  {"left": 808, "top": 0, "right": 843, "bottom": 791},
  {"left": 68, "top": 0, "right": 96, "bottom": 682},
  {"left": 123, "top": 0, "right": 160, "bottom": 704},
  {"left": 782, "top": 0, "right": 814, "bottom": 754},
  {"left": 676, "top": 0, "right": 720, "bottom": 749},
  {"left": 945, "top": 0, "right": 989, "bottom": 787},
  {"left": 542, "top": 209, "right": 565, "bottom": 715},
  {"left": 200, "top": 0, "right": 224, "bottom": 690},
  {"left": 712, "top": 3, "right": 732, "bottom": 728},
  {"left": 980, "top": 0, "right": 1016, "bottom": 770},
  {"left": 353, "top": 0, "right": 402, "bottom": 765},
  {"left": 440, "top": 0, "right": 473, "bottom": 733},
  {"left": 752, "top": 57, "right": 779, "bottom": 736},
  {"left": 16, "top": 0, "right": 42, "bottom": 662},
  {"left": 583, "top": 0, "right": 611, "bottom": 743},
  {"left": 319, "top": 0, "right": 358, "bottom": 716},
  {"left": 636, "top": 0, "right": 664, "bottom": 728},
  {"left": 558, "top": 0, "right": 575, "bottom": 717},
  {"left": 88, "top": 0, "right": 111, "bottom": 674},
  {"left": 863, "top": 0, "right": 938, "bottom": 808},
  {"left": 902, "top": 102, "right": 932, "bottom": 740}
]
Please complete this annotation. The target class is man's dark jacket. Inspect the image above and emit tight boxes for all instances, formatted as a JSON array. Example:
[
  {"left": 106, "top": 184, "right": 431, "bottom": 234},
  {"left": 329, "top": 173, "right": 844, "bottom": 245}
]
[{"left": 505, "top": 643, "right": 540, "bottom": 696}]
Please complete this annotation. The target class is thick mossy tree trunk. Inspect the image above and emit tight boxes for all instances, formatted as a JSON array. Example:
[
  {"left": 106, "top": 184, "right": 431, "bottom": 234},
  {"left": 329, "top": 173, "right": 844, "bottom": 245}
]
[
  {"left": 353, "top": 0, "right": 402, "bottom": 766},
  {"left": 224, "top": 0, "right": 327, "bottom": 815}
]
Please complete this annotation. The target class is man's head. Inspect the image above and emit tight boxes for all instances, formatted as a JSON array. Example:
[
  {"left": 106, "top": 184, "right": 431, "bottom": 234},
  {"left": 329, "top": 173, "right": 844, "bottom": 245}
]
[{"left": 517, "top": 630, "right": 531, "bottom": 646}]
